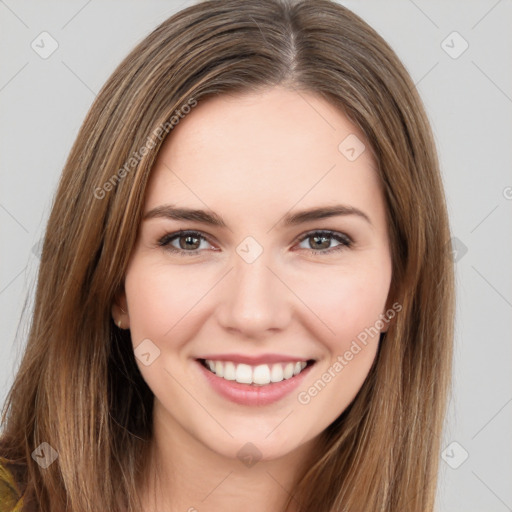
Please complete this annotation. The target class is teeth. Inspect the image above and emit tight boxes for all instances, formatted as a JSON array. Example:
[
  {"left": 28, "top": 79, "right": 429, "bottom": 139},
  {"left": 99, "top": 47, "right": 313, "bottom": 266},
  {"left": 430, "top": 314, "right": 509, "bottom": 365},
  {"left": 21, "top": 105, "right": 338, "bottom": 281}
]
[
  {"left": 283, "top": 362, "right": 294, "bottom": 379},
  {"left": 253, "top": 364, "right": 271, "bottom": 385},
  {"left": 224, "top": 361, "right": 236, "bottom": 380},
  {"left": 235, "top": 363, "right": 252, "bottom": 384},
  {"left": 215, "top": 360, "right": 224, "bottom": 378},
  {"left": 270, "top": 363, "right": 284, "bottom": 383},
  {"left": 203, "top": 359, "right": 309, "bottom": 385}
]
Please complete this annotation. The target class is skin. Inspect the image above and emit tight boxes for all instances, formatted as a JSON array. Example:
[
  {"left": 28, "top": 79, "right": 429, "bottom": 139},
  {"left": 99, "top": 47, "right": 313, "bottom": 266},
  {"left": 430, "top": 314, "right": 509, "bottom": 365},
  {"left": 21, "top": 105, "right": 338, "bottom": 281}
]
[{"left": 113, "top": 86, "right": 393, "bottom": 512}]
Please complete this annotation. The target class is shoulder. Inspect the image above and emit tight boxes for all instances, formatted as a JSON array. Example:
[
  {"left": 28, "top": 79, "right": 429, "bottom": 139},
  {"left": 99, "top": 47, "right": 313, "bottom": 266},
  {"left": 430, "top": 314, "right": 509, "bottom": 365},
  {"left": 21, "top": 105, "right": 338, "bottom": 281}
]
[{"left": 0, "top": 458, "right": 23, "bottom": 512}]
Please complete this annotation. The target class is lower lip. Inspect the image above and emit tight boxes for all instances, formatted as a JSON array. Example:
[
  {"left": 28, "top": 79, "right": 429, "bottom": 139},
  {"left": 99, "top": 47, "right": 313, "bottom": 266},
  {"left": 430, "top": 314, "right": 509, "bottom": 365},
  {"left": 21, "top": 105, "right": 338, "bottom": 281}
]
[{"left": 195, "top": 359, "right": 315, "bottom": 406}]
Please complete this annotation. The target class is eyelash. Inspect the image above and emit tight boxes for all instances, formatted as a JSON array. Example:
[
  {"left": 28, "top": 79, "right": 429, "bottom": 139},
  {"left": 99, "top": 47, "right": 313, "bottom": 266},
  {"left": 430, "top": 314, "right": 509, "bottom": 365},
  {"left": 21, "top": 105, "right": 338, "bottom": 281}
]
[{"left": 157, "top": 229, "right": 353, "bottom": 256}]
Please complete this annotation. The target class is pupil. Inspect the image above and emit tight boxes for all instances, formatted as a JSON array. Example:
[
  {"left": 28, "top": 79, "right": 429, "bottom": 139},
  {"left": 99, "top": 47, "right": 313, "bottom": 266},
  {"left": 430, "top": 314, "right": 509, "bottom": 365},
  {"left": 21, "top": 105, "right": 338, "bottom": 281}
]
[
  {"left": 312, "top": 235, "right": 329, "bottom": 250},
  {"left": 180, "top": 235, "right": 199, "bottom": 250}
]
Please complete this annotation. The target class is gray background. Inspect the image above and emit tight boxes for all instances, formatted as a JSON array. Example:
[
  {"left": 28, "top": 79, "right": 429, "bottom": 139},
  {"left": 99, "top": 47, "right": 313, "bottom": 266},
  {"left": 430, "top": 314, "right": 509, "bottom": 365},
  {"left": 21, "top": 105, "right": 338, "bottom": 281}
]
[{"left": 1, "top": 1, "right": 511, "bottom": 510}]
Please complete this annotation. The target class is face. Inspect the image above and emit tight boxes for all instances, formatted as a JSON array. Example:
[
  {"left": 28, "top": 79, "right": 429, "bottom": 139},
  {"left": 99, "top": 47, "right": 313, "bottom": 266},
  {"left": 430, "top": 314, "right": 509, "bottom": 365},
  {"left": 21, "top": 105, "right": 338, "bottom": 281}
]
[{"left": 116, "top": 87, "right": 392, "bottom": 462}]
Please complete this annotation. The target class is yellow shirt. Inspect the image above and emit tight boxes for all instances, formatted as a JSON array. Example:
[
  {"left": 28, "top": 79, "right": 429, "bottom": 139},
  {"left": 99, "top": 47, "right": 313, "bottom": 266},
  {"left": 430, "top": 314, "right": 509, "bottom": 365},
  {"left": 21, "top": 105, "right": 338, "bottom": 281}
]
[{"left": 0, "top": 459, "right": 23, "bottom": 512}]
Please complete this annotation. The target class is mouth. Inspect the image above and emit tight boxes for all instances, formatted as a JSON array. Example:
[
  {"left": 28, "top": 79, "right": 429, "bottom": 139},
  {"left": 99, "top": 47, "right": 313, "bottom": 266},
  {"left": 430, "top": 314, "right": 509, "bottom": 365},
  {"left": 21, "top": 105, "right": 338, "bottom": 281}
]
[
  {"left": 195, "top": 357, "right": 316, "bottom": 406},
  {"left": 197, "top": 358, "right": 316, "bottom": 387}
]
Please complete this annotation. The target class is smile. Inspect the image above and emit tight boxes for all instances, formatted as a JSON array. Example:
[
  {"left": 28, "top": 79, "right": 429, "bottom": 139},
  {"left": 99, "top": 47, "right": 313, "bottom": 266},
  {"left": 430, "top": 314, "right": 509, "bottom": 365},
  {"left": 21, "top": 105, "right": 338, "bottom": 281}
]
[
  {"left": 199, "top": 359, "right": 312, "bottom": 386},
  {"left": 196, "top": 358, "right": 316, "bottom": 406}
]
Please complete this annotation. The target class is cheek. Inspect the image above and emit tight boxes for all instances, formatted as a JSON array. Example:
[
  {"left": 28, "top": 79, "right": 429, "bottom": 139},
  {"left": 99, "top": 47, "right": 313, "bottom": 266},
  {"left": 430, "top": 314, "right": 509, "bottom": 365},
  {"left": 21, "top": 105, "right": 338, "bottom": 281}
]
[
  {"left": 124, "top": 260, "right": 211, "bottom": 342},
  {"left": 292, "top": 273, "right": 387, "bottom": 423},
  {"left": 293, "top": 261, "right": 391, "bottom": 348},
  {"left": 291, "top": 261, "right": 389, "bottom": 407},
  {"left": 123, "top": 261, "right": 209, "bottom": 393}
]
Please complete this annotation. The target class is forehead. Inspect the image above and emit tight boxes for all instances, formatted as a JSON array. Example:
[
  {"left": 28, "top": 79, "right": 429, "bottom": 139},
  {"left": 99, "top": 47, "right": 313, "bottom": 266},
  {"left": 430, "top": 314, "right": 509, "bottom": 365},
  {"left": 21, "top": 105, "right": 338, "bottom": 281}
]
[{"left": 145, "top": 87, "right": 384, "bottom": 227}]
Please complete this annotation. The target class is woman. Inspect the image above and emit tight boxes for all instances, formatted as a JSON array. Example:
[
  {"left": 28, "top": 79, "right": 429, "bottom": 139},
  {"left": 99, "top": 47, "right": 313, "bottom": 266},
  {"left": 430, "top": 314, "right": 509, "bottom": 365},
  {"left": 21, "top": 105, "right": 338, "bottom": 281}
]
[{"left": 0, "top": 0, "right": 455, "bottom": 511}]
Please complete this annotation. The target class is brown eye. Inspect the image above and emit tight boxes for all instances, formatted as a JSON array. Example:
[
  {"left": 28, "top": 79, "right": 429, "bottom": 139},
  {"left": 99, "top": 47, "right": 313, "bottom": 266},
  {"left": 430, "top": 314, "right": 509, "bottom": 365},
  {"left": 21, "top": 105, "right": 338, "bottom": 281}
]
[
  {"left": 158, "top": 230, "right": 212, "bottom": 256},
  {"left": 178, "top": 234, "right": 201, "bottom": 250},
  {"left": 297, "top": 230, "right": 352, "bottom": 254},
  {"left": 308, "top": 234, "right": 331, "bottom": 250}
]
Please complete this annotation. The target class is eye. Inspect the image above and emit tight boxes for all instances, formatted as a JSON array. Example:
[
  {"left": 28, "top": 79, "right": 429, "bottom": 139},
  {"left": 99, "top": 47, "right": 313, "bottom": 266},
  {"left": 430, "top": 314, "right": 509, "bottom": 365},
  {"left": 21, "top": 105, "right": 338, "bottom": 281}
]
[
  {"left": 157, "top": 229, "right": 353, "bottom": 257},
  {"left": 157, "top": 230, "right": 215, "bottom": 256},
  {"left": 295, "top": 230, "right": 352, "bottom": 254}
]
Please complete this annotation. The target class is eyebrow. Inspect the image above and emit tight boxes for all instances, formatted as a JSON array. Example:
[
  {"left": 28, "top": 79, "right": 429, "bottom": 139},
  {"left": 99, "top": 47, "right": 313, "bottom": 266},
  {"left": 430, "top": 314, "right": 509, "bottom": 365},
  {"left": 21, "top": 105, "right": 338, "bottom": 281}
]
[{"left": 143, "top": 204, "right": 372, "bottom": 228}]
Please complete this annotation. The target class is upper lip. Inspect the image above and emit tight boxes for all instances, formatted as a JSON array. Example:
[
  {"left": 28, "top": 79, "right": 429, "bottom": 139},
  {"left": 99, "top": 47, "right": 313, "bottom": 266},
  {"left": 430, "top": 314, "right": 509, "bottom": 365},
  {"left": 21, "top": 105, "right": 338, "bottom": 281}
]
[{"left": 197, "top": 353, "right": 313, "bottom": 365}]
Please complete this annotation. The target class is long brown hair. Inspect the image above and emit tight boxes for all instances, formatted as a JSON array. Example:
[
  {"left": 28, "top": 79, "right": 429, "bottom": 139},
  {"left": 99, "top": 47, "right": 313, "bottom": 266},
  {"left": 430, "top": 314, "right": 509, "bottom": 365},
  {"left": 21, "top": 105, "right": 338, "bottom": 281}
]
[{"left": 0, "top": 1, "right": 455, "bottom": 510}]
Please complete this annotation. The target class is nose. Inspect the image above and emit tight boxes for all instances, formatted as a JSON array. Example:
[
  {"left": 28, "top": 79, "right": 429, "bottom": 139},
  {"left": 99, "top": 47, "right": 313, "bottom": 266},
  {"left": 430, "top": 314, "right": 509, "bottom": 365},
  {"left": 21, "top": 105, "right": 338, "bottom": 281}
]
[{"left": 215, "top": 251, "right": 292, "bottom": 339}]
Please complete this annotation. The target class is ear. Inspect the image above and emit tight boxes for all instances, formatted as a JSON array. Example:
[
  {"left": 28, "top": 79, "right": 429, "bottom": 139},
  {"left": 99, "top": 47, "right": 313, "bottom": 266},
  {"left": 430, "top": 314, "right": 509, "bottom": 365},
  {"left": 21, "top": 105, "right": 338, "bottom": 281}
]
[
  {"left": 380, "top": 295, "right": 399, "bottom": 333},
  {"left": 111, "top": 286, "right": 130, "bottom": 330}
]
